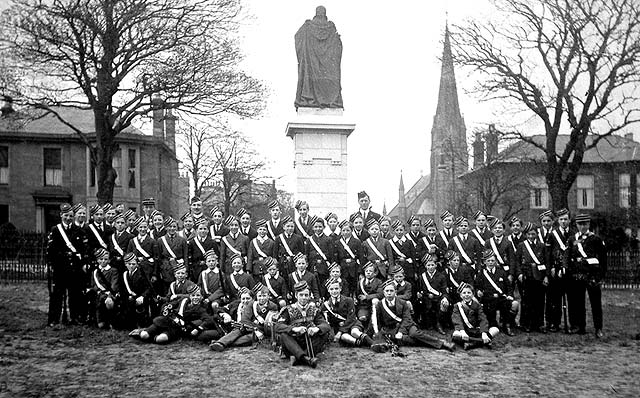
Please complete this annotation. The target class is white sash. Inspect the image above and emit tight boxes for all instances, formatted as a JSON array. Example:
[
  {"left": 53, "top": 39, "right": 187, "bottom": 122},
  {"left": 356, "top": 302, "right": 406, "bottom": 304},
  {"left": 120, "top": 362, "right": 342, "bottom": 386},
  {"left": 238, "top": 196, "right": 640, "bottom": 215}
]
[
  {"left": 422, "top": 236, "right": 437, "bottom": 253},
  {"left": 267, "top": 221, "right": 277, "bottom": 240},
  {"left": 457, "top": 302, "right": 474, "bottom": 329},
  {"left": 252, "top": 238, "right": 269, "bottom": 258},
  {"left": 279, "top": 234, "right": 294, "bottom": 256},
  {"left": 352, "top": 231, "right": 360, "bottom": 241},
  {"left": 452, "top": 236, "right": 473, "bottom": 264},
  {"left": 421, "top": 273, "right": 440, "bottom": 296},
  {"left": 552, "top": 230, "right": 568, "bottom": 251},
  {"left": 538, "top": 229, "right": 547, "bottom": 243},
  {"left": 170, "top": 281, "right": 177, "bottom": 296},
  {"left": 111, "top": 234, "right": 124, "bottom": 256},
  {"left": 381, "top": 299, "right": 402, "bottom": 323},
  {"left": 340, "top": 238, "right": 357, "bottom": 259},
  {"left": 448, "top": 270, "right": 460, "bottom": 288},
  {"left": 133, "top": 237, "right": 152, "bottom": 261},
  {"left": 508, "top": 235, "right": 518, "bottom": 252},
  {"left": 308, "top": 236, "right": 328, "bottom": 261},
  {"left": 161, "top": 236, "right": 178, "bottom": 259},
  {"left": 523, "top": 240, "right": 542, "bottom": 265},
  {"left": 264, "top": 275, "right": 279, "bottom": 297},
  {"left": 292, "top": 272, "right": 301, "bottom": 284},
  {"left": 209, "top": 225, "right": 221, "bottom": 240},
  {"left": 222, "top": 236, "right": 242, "bottom": 256},
  {"left": 89, "top": 224, "right": 108, "bottom": 249},
  {"left": 323, "top": 300, "right": 346, "bottom": 321},
  {"left": 93, "top": 269, "right": 108, "bottom": 292},
  {"left": 439, "top": 230, "right": 450, "bottom": 247},
  {"left": 482, "top": 269, "right": 504, "bottom": 295},
  {"left": 194, "top": 238, "right": 206, "bottom": 255},
  {"left": 472, "top": 229, "right": 486, "bottom": 246},
  {"left": 57, "top": 224, "right": 77, "bottom": 253},
  {"left": 230, "top": 273, "right": 241, "bottom": 292},
  {"left": 294, "top": 216, "right": 310, "bottom": 239},
  {"left": 576, "top": 234, "right": 599, "bottom": 265},
  {"left": 253, "top": 301, "right": 266, "bottom": 324},
  {"left": 359, "top": 278, "right": 368, "bottom": 295},
  {"left": 405, "top": 233, "right": 417, "bottom": 247},
  {"left": 366, "top": 238, "right": 386, "bottom": 261},
  {"left": 200, "top": 270, "right": 211, "bottom": 295},
  {"left": 123, "top": 271, "right": 136, "bottom": 296},
  {"left": 177, "top": 298, "right": 188, "bottom": 325},
  {"left": 489, "top": 238, "right": 507, "bottom": 267},
  {"left": 389, "top": 239, "right": 406, "bottom": 259}
]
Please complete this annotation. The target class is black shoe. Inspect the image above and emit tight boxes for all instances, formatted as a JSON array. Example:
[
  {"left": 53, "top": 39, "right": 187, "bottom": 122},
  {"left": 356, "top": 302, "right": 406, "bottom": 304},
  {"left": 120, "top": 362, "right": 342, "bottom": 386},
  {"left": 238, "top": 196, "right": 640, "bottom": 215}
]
[
  {"left": 568, "top": 326, "right": 580, "bottom": 334},
  {"left": 436, "top": 325, "right": 446, "bottom": 335},
  {"left": 301, "top": 355, "right": 317, "bottom": 368},
  {"left": 442, "top": 341, "right": 455, "bottom": 352},
  {"left": 548, "top": 325, "right": 559, "bottom": 333},
  {"left": 522, "top": 326, "right": 531, "bottom": 333},
  {"left": 504, "top": 326, "right": 514, "bottom": 336},
  {"left": 537, "top": 326, "right": 547, "bottom": 334},
  {"left": 209, "top": 342, "right": 225, "bottom": 352},
  {"left": 595, "top": 329, "right": 603, "bottom": 338}
]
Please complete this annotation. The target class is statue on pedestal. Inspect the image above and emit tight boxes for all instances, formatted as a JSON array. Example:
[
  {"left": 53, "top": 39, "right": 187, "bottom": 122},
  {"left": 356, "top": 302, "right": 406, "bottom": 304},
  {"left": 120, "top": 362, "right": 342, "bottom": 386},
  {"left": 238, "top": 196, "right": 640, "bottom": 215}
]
[{"left": 294, "top": 6, "right": 343, "bottom": 109}]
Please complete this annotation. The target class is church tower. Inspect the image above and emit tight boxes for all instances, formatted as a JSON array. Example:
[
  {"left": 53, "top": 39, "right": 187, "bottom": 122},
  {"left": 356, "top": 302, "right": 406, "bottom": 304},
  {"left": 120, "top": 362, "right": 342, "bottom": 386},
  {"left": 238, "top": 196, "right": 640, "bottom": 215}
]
[{"left": 430, "top": 26, "right": 468, "bottom": 213}]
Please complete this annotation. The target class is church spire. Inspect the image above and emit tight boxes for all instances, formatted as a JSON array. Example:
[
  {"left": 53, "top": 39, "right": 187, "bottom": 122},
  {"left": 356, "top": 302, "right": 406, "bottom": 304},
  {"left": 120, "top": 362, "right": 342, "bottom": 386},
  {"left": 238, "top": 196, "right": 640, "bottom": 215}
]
[
  {"left": 398, "top": 170, "right": 407, "bottom": 222},
  {"left": 434, "top": 25, "right": 462, "bottom": 127}
]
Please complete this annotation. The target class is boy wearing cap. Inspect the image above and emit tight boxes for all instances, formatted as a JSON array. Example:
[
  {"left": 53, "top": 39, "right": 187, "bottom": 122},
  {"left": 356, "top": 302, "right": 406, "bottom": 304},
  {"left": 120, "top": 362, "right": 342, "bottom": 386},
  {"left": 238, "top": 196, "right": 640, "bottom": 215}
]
[
  {"left": 247, "top": 219, "right": 277, "bottom": 278},
  {"left": 451, "top": 284, "right": 499, "bottom": 350},
  {"left": 141, "top": 198, "right": 156, "bottom": 225},
  {"left": 110, "top": 212, "right": 134, "bottom": 267},
  {"left": 306, "top": 217, "right": 336, "bottom": 295},
  {"left": 485, "top": 219, "right": 514, "bottom": 280},
  {"left": 47, "top": 203, "right": 88, "bottom": 327},
  {"left": 389, "top": 220, "right": 417, "bottom": 284},
  {"left": 220, "top": 216, "right": 249, "bottom": 274},
  {"left": 323, "top": 278, "right": 374, "bottom": 347},
  {"left": 188, "top": 196, "right": 208, "bottom": 226},
  {"left": 238, "top": 208, "right": 258, "bottom": 240},
  {"left": 266, "top": 200, "right": 284, "bottom": 241},
  {"left": 356, "top": 262, "right": 383, "bottom": 327},
  {"left": 126, "top": 218, "right": 159, "bottom": 289},
  {"left": 470, "top": 211, "right": 492, "bottom": 246},
  {"left": 545, "top": 208, "right": 572, "bottom": 332},
  {"left": 566, "top": 214, "right": 606, "bottom": 337},
  {"left": 390, "top": 266, "right": 413, "bottom": 309},
  {"left": 188, "top": 219, "right": 217, "bottom": 282},
  {"left": 275, "top": 216, "right": 305, "bottom": 276},
  {"left": 208, "top": 206, "right": 229, "bottom": 245},
  {"left": 274, "top": 280, "right": 331, "bottom": 368},
  {"left": 287, "top": 254, "right": 321, "bottom": 302},
  {"left": 336, "top": 221, "right": 365, "bottom": 297},
  {"left": 404, "top": 215, "right": 426, "bottom": 261},
  {"left": 444, "top": 251, "right": 474, "bottom": 307},
  {"left": 435, "top": 210, "right": 457, "bottom": 251},
  {"left": 350, "top": 213, "right": 370, "bottom": 242},
  {"left": 149, "top": 211, "right": 166, "bottom": 240},
  {"left": 352, "top": 191, "right": 382, "bottom": 225},
  {"left": 210, "top": 283, "right": 279, "bottom": 351},
  {"left": 421, "top": 219, "right": 442, "bottom": 266},
  {"left": 86, "top": 205, "right": 113, "bottom": 262},
  {"left": 166, "top": 261, "right": 197, "bottom": 305},
  {"left": 158, "top": 218, "right": 188, "bottom": 290},
  {"left": 262, "top": 257, "right": 288, "bottom": 308},
  {"left": 416, "top": 254, "right": 449, "bottom": 334},
  {"left": 178, "top": 213, "right": 196, "bottom": 241},
  {"left": 325, "top": 262, "right": 349, "bottom": 298},
  {"left": 324, "top": 213, "right": 341, "bottom": 242},
  {"left": 475, "top": 250, "right": 518, "bottom": 336},
  {"left": 516, "top": 222, "right": 549, "bottom": 333},
  {"left": 379, "top": 217, "right": 392, "bottom": 240},
  {"left": 449, "top": 217, "right": 483, "bottom": 275},
  {"left": 370, "top": 279, "right": 454, "bottom": 352},
  {"left": 198, "top": 250, "right": 226, "bottom": 309},
  {"left": 121, "top": 253, "right": 153, "bottom": 329},
  {"left": 87, "top": 248, "right": 120, "bottom": 329},
  {"left": 363, "top": 219, "right": 394, "bottom": 279},
  {"left": 294, "top": 200, "right": 313, "bottom": 238}
]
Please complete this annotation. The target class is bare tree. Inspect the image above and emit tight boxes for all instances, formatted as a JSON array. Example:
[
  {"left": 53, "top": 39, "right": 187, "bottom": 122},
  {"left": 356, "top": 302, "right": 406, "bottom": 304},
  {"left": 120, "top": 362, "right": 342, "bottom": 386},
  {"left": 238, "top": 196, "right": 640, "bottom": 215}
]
[
  {"left": 453, "top": 0, "right": 640, "bottom": 209},
  {"left": 178, "top": 120, "right": 217, "bottom": 198},
  {"left": 0, "top": 0, "right": 265, "bottom": 203}
]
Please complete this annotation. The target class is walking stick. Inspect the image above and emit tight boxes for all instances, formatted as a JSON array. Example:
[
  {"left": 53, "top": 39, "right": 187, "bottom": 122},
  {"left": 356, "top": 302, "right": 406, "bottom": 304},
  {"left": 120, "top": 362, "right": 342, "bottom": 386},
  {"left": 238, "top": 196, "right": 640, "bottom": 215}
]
[
  {"left": 562, "top": 292, "right": 569, "bottom": 334},
  {"left": 304, "top": 330, "right": 315, "bottom": 359}
]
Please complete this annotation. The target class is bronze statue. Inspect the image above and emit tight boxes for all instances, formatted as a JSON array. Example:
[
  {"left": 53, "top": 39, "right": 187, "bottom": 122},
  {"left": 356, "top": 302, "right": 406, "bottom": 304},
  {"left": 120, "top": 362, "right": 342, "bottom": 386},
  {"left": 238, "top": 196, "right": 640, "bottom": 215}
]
[{"left": 294, "top": 6, "right": 343, "bottom": 109}]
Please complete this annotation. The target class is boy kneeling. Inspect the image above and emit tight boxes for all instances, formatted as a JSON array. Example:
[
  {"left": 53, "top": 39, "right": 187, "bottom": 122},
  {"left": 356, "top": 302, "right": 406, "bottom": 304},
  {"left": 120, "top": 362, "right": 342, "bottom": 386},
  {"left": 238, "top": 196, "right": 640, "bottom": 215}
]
[{"left": 452, "top": 284, "right": 499, "bottom": 350}]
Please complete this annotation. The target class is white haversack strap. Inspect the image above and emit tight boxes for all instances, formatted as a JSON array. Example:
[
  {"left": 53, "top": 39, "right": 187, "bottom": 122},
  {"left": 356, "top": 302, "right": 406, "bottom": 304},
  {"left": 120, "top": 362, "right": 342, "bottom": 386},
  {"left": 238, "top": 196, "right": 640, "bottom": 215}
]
[
  {"left": 200, "top": 270, "right": 211, "bottom": 295},
  {"left": 123, "top": 271, "right": 136, "bottom": 296},
  {"left": 366, "top": 238, "right": 386, "bottom": 261},
  {"left": 323, "top": 301, "right": 347, "bottom": 321},
  {"left": 552, "top": 230, "right": 567, "bottom": 251},
  {"left": 340, "top": 238, "right": 357, "bottom": 259},
  {"left": 577, "top": 241, "right": 599, "bottom": 265},
  {"left": 111, "top": 234, "right": 124, "bottom": 256},
  {"left": 222, "top": 236, "right": 242, "bottom": 255},
  {"left": 524, "top": 240, "right": 541, "bottom": 265},
  {"left": 389, "top": 239, "right": 406, "bottom": 259},
  {"left": 133, "top": 237, "right": 151, "bottom": 259},
  {"left": 89, "top": 224, "right": 108, "bottom": 249},
  {"left": 252, "top": 238, "right": 269, "bottom": 258},
  {"left": 472, "top": 229, "right": 486, "bottom": 246},
  {"left": 453, "top": 236, "right": 473, "bottom": 264},
  {"left": 309, "top": 236, "right": 328, "bottom": 261},
  {"left": 57, "top": 224, "right": 77, "bottom": 253},
  {"left": 457, "top": 302, "right": 474, "bottom": 329},
  {"left": 483, "top": 269, "right": 504, "bottom": 295},
  {"left": 161, "top": 236, "right": 178, "bottom": 259},
  {"left": 381, "top": 299, "right": 402, "bottom": 323},
  {"left": 279, "top": 234, "right": 294, "bottom": 256},
  {"left": 421, "top": 273, "right": 441, "bottom": 296}
]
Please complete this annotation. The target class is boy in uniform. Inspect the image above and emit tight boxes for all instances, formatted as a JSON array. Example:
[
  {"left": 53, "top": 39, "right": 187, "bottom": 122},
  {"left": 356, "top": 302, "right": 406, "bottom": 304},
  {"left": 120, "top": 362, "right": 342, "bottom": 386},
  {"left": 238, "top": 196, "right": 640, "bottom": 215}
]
[
  {"left": 451, "top": 284, "right": 499, "bottom": 350},
  {"left": 219, "top": 215, "right": 249, "bottom": 274},
  {"left": 475, "top": 250, "right": 518, "bottom": 336},
  {"left": 323, "top": 278, "right": 374, "bottom": 347},
  {"left": 287, "top": 253, "right": 321, "bottom": 302},
  {"left": 157, "top": 217, "right": 188, "bottom": 292},
  {"left": 362, "top": 219, "right": 394, "bottom": 279},
  {"left": 335, "top": 220, "right": 365, "bottom": 296},
  {"left": 306, "top": 216, "right": 335, "bottom": 294},
  {"left": 516, "top": 222, "right": 549, "bottom": 333},
  {"left": 274, "top": 280, "right": 331, "bottom": 368},
  {"left": 485, "top": 219, "right": 514, "bottom": 281},
  {"left": 121, "top": 252, "right": 153, "bottom": 329},
  {"left": 247, "top": 219, "right": 277, "bottom": 278},
  {"left": 404, "top": 215, "right": 426, "bottom": 261},
  {"left": 266, "top": 200, "right": 284, "bottom": 241},
  {"left": 470, "top": 210, "right": 492, "bottom": 246},
  {"left": 197, "top": 250, "right": 226, "bottom": 310},
  {"left": 262, "top": 257, "right": 288, "bottom": 308},
  {"left": 126, "top": 217, "right": 160, "bottom": 295},
  {"left": 87, "top": 248, "right": 120, "bottom": 329},
  {"left": 166, "top": 261, "right": 197, "bottom": 305},
  {"left": 350, "top": 213, "right": 369, "bottom": 242},
  {"left": 388, "top": 220, "right": 417, "bottom": 284},
  {"left": 294, "top": 200, "right": 313, "bottom": 238},
  {"left": 225, "top": 254, "right": 256, "bottom": 303},
  {"left": 356, "top": 262, "right": 383, "bottom": 327},
  {"left": 238, "top": 208, "right": 257, "bottom": 240},
  {"left": 546, "top": 208, "right": 572, "bottom": 332},
  {"left": 416, "top": 254, "right": 449, "bottom": 334},
  {"left": 275, "top": 215, "right": 305, "bottom": 276},
  {"left": 435, "top": 210, "right": 456, "bottom": 251},
  {"left": 188, "top": 219, "right": 216, "bottom": 282},
  {"left": 108, "top": 213, "right": 133, "bottom": 273},
  {"left": 208, "top": 205, "right": 229, "bottom": 247},
  {"left": 178, "top": 213, "right": 196, "bottom": 241},
  {"left": 449, "top": 217, "right": 483, "bottom": 275}
]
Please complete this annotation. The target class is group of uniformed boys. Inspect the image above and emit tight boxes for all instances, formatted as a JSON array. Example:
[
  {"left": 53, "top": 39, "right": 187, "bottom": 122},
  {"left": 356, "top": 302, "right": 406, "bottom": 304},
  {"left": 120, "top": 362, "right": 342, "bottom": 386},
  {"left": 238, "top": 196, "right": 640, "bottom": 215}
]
[{"left": 46, "top": 191, "right": 607, "bottom": 367}]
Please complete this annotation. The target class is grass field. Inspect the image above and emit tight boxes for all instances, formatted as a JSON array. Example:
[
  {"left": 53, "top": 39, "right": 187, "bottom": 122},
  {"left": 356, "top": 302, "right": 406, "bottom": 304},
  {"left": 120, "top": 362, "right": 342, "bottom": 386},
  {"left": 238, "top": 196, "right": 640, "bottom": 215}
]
[{"left": 0, "top": 283, "right": 639, "bottom": 398}]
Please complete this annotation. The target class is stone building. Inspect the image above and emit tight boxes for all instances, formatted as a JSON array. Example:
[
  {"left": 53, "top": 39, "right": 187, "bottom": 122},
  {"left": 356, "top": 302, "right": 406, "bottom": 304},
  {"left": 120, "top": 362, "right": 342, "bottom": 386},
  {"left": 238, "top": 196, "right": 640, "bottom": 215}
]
[{"left": 0, "top": 98, "right": 188, "bottom": 232}]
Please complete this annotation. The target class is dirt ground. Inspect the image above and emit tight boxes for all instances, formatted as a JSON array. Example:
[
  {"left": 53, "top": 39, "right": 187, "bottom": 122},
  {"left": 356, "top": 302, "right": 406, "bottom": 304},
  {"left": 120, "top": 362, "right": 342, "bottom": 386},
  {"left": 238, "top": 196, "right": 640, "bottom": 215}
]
[{"left": 0, "top": 283, "right": 639, "bottom": 398}]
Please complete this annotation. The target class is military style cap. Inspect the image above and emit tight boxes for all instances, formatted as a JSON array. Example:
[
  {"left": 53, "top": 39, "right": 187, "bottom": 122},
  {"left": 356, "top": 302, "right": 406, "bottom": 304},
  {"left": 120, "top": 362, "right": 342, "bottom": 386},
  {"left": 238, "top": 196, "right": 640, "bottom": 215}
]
[
  {"left": 72, "top": 203, "right": 85, "bottom": 213},
  {"left": 179, "top": 212, "right": 191, "bottom": 221},
  {"left": 267, "top": 200, "right": 280, "bottom": 209},
  {"left": 445, "top": 250, "right": 458, "bottom": 261},
  {"left": 522, "top": 222, "right": 535, "bottom": 233},
  {"left": 575, "top": 213, "right": 591, "bottom": 224},
  {"left": 113, "top": 212, "right": 126, "bottom": 222},
  {"left": 357, "top": 191, "right": 369, "bottom": 199},
  {"left": 338, "top": 220, "right": 351, "bottom": 229},
  {"left": 324, "top": 277, "right": 341, "bottom": 288},
  {"left": 142, "top": 198, "right": 155, "bottom": 206},
  {"left": 264, "top": 257, "right": 277, "bottom": 268},
  {"left": 281, "top": 215, "right": 293, "bottom": 225},
  {"left": 204, "top": 249, "right": 218, "bottom": 260},
  {"left": 294, "top": 280, "right": 309, "bottom": 293},
  {"left": 440, "top": 210, "right": 453, "bottom": 220},
  {"left": 365, "top": 218, "right": 379, "bottom": 229},
  {"left": 325, "top": 212, "right": 338, "bottom": 221},
  {"left": 509, "top": 216, "right": 521, "bottom": 226},
  {"left": 187, "top": 284, "right": 200, "bottom": 295},
  {"left": 60, "top": 203, "right": 73, "bottom": 214},
  {"left": 311, "top": 215, "right": 324, "bottom": 226},
  {"left": 94, "top": 248, "right": 109, "bottom": 258},
  {"left": 421, "top": 253, "right": 437, "bottom": 264},
  {"left": 390, "top": 219, "right": 402, "bottom": 230},
  {"left": 457, "top": 282, "right": 472, "bottom": 294},
  {"left": 209, "top": 206, "right": 222, "bottom": 217},
  {"left": 482, "top": 249, "right": 495, "bottom": 261},
  {"left": 328, "top": 262, "right": 340, "bottom": 273},
  {"left": 164, "top": 216, "right": 177, "bottom": 228},
  {"left": 293, "top": 252, "right": 306, "bottom": 263},
  {"left": 294, "top": 200, "right": 307, "bottom": 210},
  {"left": 224, "top": 215, "right": 238, "bottom": 226},
  {"left": 102, "top": 203, "right": 113, "bottom": 212},
  {"left": 489, "top": 218, "right": 501, "bottom": 229},
  {"left": 123, "top": 252, "right": 137, "bottom": 262},
  {"left": 172, "top": 261, "right": 186, "bottom": 274},
  {"left": 123, "top": 209, "right": 136, "bottom": 219},
  {"left": 538, "top": 210, "right": 554, "bottom": 221},
  {"left": 454, "top": 216, "right": 468, "bottom": 227},
  {"left": 362, "top": 261, "right": 376, "bottom": 271},
  {"left": 424, "top": 218, "right": 435, "bottom": 229},
  {"left": 237, "top": 208, "right": 250, "bottom": 218},
  {"left": 132, "top": 216, "right": 146, "bottom": 229},
  {"left": 255, "top": 219, "right": 268, "bottom": 228},
  {"left": 190, "top": 196, "right": 202, "bottom": 204},
  {"left": 381, "top": 279, "right": 396, "bottom": 289},
  {"left": 349, "top": 213, "right": 362, "bottom": 223},
  {"left": 389, "top": 265, "right": 404, "bottom": 275},
  {"left": 407, "top": 214, "right": 419, "bottom": 225},
  {"left": 556, "top": 208, "right": 570, "bottom": 217},
  {"left": 150, "top": 210, "right": 162, "bottom": 219},
  {"left": 195, "top": 218, "right": 208, "bottom": 228},
  {"left": 229, "top": 253, "right": 243, "bottom": 264},
  {"left": 252, "top": 282, "right": 266, "bottom": 295},
  {"left": 238, "top": 286, "right": 252, "bottom": 297},
  {"left": 473, "top": 210, "right": 485, "bottom": 220}
]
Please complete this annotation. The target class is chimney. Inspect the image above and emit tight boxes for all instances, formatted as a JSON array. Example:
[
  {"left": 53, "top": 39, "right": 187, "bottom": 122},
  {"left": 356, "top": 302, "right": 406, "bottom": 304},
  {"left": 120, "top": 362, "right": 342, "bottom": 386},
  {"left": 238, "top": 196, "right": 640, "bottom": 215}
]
[
  {"left": 164, "top": 107, "right": 177, "bottom": 152},
  {"left": 625, "top": 132, "right": 634, "bottom": 142},
  {"left": 151, "top": 94, "right": 164, "bottom": 139},
  {"left": 486, "top": 124, "right": 499, "bottom": 162},
  {"left": 1, "top": 95, "right": 14, "bottom": 117},
  {"left": 473, "top": 131, "right": 484, "bottom": 168}
]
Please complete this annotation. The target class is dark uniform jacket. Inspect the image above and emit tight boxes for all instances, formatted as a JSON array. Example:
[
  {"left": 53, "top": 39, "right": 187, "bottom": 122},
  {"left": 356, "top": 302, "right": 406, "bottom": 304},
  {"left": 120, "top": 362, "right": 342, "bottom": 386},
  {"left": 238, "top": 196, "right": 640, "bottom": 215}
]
[
  {"left": 470, "top": 227, "right": 492, "bottom": 247},
  {"left": 90, "top": 265, "right": 120, "bottom": 299},
  {"left": 108, "top": 229, "right": 133, "bottom": 271},
  {"left": 126, "top": 234, "right": 159, "bottom": 278},
  {"left": 157, "top": 233, "right": 188, "bottom": 283},
  {"left": 445, "top": 265, "right": 475, "bottom": 302},
  {"left": 373, "top": 298, "right": 414, "bottom": 335},
  {"left": 197, "top": 268, "right": 225, "bottom": 304},
  {"left": 356, "top": 277, "right": 382, "bottom": 307},
  {"left": 287, "top": 270, "right": 320, "bottom": 300},
  {"left": 484, "top": 236, "right": 515, "bottom": 276},
  {"left": 294, "top": 216, "right": 313, "bottom": 238},
  {"left": 405, "top": 231, "right": 427, "bottom": 263},
  {"left": 121, "top": 267, "right": 152, "bottom": 301},
  {"left": 322, "top": 294, "right": 360, "bottom": 333},
  {"left": 306, "top": 234, "right": 335, "bottom": 275},
  {"left": 240, "top": 299, "right": 279, "bottom": 332},
  {"left": 225, "top": 271, "right": 255, "bottom": 301},
  {"left": 188, "top": 235, "right": 216, "bottom": 280},
  {"left": 549, "top": 227, "right": 573, "bottom": 272},
  {"left": 565, "top": 232, "right": 607, "bottom": 281},
  {"left": 336, "top": 236, "right": 365, "bottom": 275},
  {"left": 247, "top": 236, "right": 277, "bottom": 276},
  {"left": 362, "top": 236, "right": 394, "bottom": 278},
  {"left": 266, "top": 219, "right": 284, "bottom": 241},
  {"left": 448, "top": 234, "right": 483, "bottom": 273},
  {"left": 85, "top": 222, "right": 113, "bottom": 255},
  {"left": 220, "top": 233, "right": 249, "bottom": 274},
  {"left": 239, "top": 225, "right": 258, "bottom": 241},
  {"left": 475, "top": 266, "right": 513, "bottom": 298},
  {"left": 274, "top": 302, "right": 331, "bottom": 335},
  {"left": 435, "top": 228, "right": 457, "bottom": 254},
  {"left": 47, "top": 223, "right": 86, "bottom": 269},
  {"left": 389, "top": 236, "right": 417, "bottom": 281},
  {"left": 275, "top": 233, "right": 305, "bottom": 275},
  {"left": 515, "top": 239, "right": 548, "bottom": 281},
  {"left": 262, "top": 273, "right": 288, "bottom": 302},
  {"left": 452, "top": 299, "right": 488, "bottom": 334},
  {"left": 417, "top": 270, "right": 448, "bottom": 302}
]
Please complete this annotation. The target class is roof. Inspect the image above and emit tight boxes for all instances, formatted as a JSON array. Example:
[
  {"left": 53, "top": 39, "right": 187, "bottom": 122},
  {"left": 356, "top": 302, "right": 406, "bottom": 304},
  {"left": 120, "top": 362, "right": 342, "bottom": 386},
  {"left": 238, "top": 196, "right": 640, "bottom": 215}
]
[
  {"left": 498, "top": 134, "right": 640, "bottom": 163},
  {"left": 0, "top": 106, "right": 143, "bottom": 135},
  {"left": 388, "top": 174, "right": 431, "bottom": 216}
]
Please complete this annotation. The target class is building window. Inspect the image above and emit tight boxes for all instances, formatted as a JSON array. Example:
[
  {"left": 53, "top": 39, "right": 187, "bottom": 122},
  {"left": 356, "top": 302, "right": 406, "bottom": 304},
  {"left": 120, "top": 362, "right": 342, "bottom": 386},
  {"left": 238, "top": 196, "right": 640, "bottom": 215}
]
[
  {"left": 0, "top": 146, "right": 8, "bottom": 184},
  {"left": 529, "top": 176, "right": 549, "bottom": 209},
  {"left": 577, "top": 175, "right": 594, "bottom": 209},
  {"left": 43, "top": 148, "right": 62, "bottom": 186},
  {"left": 0, "top": 204, "right": 8, "bottom": 225},
  {"left": 619, "top": 173, "right": 630, "bottom": 208},
  {"left": 113, "top": 149, "right": 121, "bottom": 187},
  {"left": 128, "top": 149, "right": 136, "bottom": 188}
]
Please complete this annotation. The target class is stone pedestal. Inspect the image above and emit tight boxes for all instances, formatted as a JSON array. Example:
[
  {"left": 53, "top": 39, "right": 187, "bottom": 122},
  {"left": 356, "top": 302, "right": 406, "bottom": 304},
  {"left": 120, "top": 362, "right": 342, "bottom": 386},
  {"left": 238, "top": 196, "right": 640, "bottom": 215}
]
[{"left": 285, "top": 108, "right": 355, "bottom": 218}]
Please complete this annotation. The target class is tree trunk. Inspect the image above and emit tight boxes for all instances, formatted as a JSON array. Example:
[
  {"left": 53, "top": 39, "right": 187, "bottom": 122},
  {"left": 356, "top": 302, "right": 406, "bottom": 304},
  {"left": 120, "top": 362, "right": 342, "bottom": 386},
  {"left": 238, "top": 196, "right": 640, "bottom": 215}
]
[
  {"left": 94, "top": 109, "right": 117, "bottom": 205},
  {"left": 547, "top": 166, "right": 571, "bottom": 211}
]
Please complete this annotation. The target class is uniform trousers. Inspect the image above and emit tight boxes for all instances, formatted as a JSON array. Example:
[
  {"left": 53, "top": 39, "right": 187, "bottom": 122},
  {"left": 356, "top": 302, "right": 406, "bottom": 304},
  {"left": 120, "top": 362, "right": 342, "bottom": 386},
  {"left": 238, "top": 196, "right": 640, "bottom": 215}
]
[{"left": 568, "top": 278, "right": 602, "bottom": 331}]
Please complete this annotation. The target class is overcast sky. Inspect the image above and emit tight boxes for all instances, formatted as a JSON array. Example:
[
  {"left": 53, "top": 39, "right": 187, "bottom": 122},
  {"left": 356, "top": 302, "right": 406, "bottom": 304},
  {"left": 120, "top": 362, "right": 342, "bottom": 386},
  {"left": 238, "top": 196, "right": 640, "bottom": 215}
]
[{"left": 233, "top": 0, "right": 506, "bottom": 214}]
